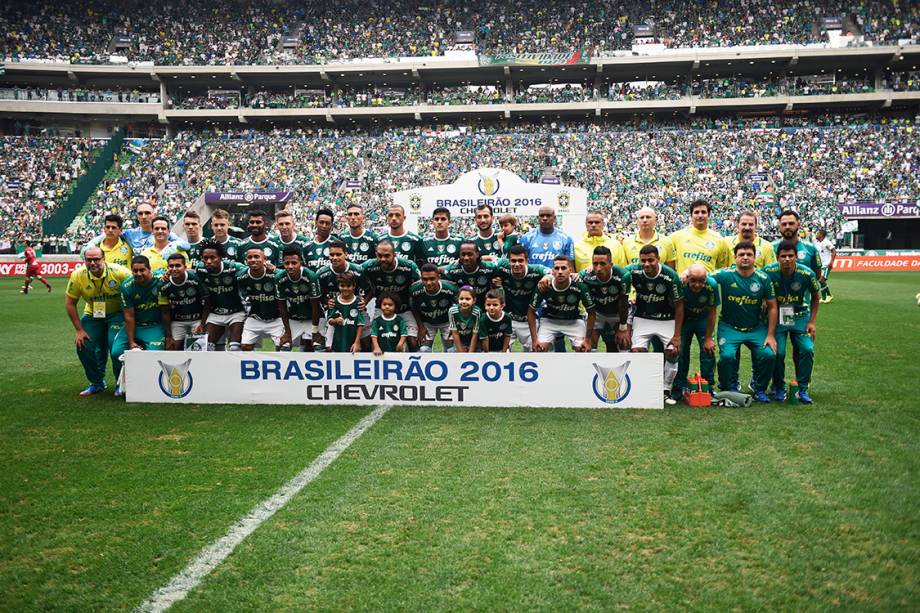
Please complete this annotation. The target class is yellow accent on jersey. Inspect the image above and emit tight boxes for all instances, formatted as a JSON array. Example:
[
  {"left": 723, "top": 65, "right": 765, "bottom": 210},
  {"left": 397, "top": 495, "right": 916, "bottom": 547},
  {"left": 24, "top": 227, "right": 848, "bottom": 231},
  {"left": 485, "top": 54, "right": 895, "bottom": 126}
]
[
  {"left": 621, "top": 232, "right": 676, "bottom": 266},
  {"left": 574, "top": 233, "right": 628, "bottom": 272},
  {"left": 99, "top": 237, "right": 133, "bottom": 268},
  {"left": 140, "top": 245, "right": 189, "bottom": 273},
  {"left": 725, "top": 234, "right": 777, "bottom": 269},
  {"left": 64, "top": 263, "right": 131, "bottom": 316},
  {"left": 668, "top": 226, "right": 731, "bottom": 273}
]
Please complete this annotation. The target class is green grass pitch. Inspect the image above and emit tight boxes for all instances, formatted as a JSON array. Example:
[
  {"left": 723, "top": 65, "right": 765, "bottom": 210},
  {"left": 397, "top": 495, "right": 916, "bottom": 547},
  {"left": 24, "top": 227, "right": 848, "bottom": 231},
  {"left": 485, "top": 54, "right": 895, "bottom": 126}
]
[{"left": 1, "top": 273, "right": 918, "bottom": 610}]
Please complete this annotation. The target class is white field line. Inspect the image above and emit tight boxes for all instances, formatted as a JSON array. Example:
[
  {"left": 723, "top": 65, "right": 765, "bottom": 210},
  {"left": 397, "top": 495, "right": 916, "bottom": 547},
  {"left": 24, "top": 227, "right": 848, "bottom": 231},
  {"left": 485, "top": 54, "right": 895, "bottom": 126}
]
[{"left": 135, "top": 404, "right": 392, "bottom": 613}]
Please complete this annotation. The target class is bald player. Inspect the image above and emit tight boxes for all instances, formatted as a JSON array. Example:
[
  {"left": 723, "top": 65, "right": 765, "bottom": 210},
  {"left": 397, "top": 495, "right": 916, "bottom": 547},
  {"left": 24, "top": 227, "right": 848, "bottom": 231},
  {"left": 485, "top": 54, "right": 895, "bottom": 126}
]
[
  {"left": 671, "top": 263, "right": 719, "bottom": 400},
  {"left": 622, "top": 207, "right": 676, "bottom": 268}
]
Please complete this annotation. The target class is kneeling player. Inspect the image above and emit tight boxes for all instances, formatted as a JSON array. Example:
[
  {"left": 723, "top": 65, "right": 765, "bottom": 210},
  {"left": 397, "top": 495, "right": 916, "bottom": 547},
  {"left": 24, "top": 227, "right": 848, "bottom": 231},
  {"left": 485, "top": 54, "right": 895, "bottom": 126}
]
[
  {"left": 278, "top": 246, "right": 322, "bottom": 351},
  {"left": 671, "top": 264, "right": 719, "bottom": 400},
  {"left": 159, "top": 253, "right": 206, "bottom": 350},
  {"left": 371, "top": 291, "right": 407, "bottom": 355},
  {"left": 528, "top": 255, "right": 595, "bottom": 352},
  {"left": 411, "top": 263, "right": 458, "bottom": 352},
  {"left": 479, "top": 289, "right": 512, "bottom": 352},
  {"left": 197, "top": 241, "right": 247, "bottom": 351},
  {"left": 579, "top": 245, "right": 630, "bottom": 352},
  {"left": 238, "top": 247, "right": 292, "bottom": 351},
  {"left": 326, "top": 271, "right": 365, "bottom": 353}
]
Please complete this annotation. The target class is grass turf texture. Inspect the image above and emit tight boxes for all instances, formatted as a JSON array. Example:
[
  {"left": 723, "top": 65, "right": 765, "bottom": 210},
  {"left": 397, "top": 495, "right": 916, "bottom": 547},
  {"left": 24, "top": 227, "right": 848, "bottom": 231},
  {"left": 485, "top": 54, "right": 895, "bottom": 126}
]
[{"left": 0, "top": 273, "right": 918, "bottom": 610}]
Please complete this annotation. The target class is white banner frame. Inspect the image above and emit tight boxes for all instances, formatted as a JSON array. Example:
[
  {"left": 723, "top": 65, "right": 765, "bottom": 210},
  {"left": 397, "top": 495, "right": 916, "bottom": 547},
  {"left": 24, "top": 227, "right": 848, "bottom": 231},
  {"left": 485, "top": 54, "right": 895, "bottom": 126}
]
[{"left": 125, "top": 352, "right": 663, "bottom": 409}]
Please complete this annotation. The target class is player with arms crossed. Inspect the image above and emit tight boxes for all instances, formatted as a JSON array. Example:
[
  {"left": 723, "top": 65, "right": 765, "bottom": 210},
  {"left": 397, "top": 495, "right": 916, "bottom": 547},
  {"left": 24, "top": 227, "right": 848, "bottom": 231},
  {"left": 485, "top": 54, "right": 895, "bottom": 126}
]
[
  {"left": 528, "top": 255, "right": 596, "bottom": 352},
  {"left": 712, "top": 241, "right": 778, "bottom": 403}
]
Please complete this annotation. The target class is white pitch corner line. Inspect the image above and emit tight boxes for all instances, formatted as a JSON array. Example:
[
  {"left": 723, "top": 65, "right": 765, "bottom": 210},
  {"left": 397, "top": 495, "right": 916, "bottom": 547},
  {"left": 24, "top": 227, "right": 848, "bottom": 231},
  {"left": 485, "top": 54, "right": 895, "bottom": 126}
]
[{"left": 135, "top": 404, "right": 392, "bottom": 613}]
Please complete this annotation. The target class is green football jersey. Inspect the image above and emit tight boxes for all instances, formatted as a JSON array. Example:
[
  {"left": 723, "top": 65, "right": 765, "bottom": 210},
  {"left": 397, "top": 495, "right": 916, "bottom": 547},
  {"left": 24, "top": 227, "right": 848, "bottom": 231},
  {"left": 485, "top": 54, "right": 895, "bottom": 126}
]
[
  {"left": 371, "top": 314, "right": 406, "bottom": 352},
  {"left": 409, "top": 279, "right": 459, "bottom": 325},
  {"left": 326, "top": 295, "right": 366, "bottom": 352},
  {"left": 625, "top": 263, "right": 683, "bottom": 321},
  {"left": 278, "top": 269, "right": 321, "bottom": 321},
  {"left": 341, "top": 229, "right": 379, "bottom": 266},
  {"left": 762, "top": 263, "right": 820, "bottom": 316},
  {"left": 215, "top": 236, "right": 244, "bottom": 262},
  {"left": 478, "top": 311, "right": 512, "bottom": 351},
  {"left": 158, "top": 270, "right": 205, "bottom": 322},
  {"left": 316, "top": 262, "right": 370, "bottom": 304},
  {"left": 197, "top": 260, "right": 248, "bottom": 315},
  {"left": 579, "top": 266, "right": 629, "bottom": 317},
  {"left": 361, "top": 257, "right": 420, "bottom": 313},
  {"left": 470, "top": 230, "right": 504, "bottom": 259},
  {"left": 303, "top": 235, "right": 340, "bottom": 272},
  {"left": 422, "top": 235, "right": 463, "bottom": 268},
  {"left": 186, "top": 240, "right": 204, "bottom": 269},
  {"left": 120, "top": 277, "right": 164, "bottom": 326},
  {"left": 772, "top": 239, "right": 821, "bottom": 277},
  {"left": 237, "top": 236, "right": 283, "bottom": 265},
  {"left": 682, "top": 276, "right": 720, "bottom": 321},
  {"left": 275, "top": 234, "right": 309, "bottom": 266},
  {"left": 712, "top": 267, "right": 776, "bottom": 331},
  {"left": 530, "top": 280, "right": 594, "bottom": 321},
  {"left": 501, "top": 232, "right": 520, "bottom": 257},
  {"left": 443, "top": 261, "right": 498, "bottom": 308},
  {"left": 448, "top": 304, "right": 482, "bottom": 346},
  {"left": 385, "top": 230, "right": 425, "bottom": 265},
  {"left": 492, "top": 260, "right": 549, "bottom": 322},
  {"left": 237, "top": 269, "right": 284, "bottom": 321}
]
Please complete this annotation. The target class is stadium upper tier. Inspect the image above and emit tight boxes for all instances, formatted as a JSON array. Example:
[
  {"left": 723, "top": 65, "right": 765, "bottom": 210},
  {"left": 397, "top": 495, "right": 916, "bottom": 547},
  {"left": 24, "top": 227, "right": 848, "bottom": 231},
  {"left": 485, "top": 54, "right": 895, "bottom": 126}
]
[{"left": 1, "top": 0, "right": 918, "bottom": 66}]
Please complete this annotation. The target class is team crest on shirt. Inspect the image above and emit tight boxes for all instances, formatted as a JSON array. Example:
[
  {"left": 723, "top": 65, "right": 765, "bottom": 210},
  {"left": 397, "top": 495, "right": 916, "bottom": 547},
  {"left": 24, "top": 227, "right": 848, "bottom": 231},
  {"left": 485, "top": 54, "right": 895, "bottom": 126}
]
[
  {"left": 222, "top": 275, "right": 232, "bottom": 284},
  {"left": 698, "top": 295, "right": 707, "bottom": 303},
  {"left": 750, "top": 282, "right": 761, "bottom": 292},
  {"left": 477, "top": 275, "right": 488, "bottom": 286},
  {"left": 264, "top": 282, "right": 273, "bottom": 291},
  {"left": 360, "top": 242, "right": 369, "bottom": 252},
  {"left": 395, "top": 275, "right": 406, "bottom": 284},
  {"left": 798, "top": 250, "right": 806, "bottom": 259},
  {"left": 349, "top": 309, "right": 358, "bottom": 318},
  {"left": 705, "top": 241, "right": 715, "bottom": 249},
  {"left": 591, "top": 362, "right": 631, "bottom": 404},
  {"left": 447, "top": 245, "right": 457, "bottom": 254},
  {"left": 186, "top": 288, "right": 196, "bottom": 297},
  {"left": 439, "top": 299, "right": 450, "bottom": 307},
  {"left": 566, "top": 294, "right": 578, "bottom": 304},
  {"left": 157, "top": 359, "right": 193, "bottom": 399},
  {"left": 120, "top": 246, "right": 128, "bottom": 254},
  {"left": 553, "top": 241, "right": 562, "bottom": 250},
  {"left": 791, "top": 281, "right": 801, "bottom": 291},
  {"left": 402, "top": 243, "right": 412, "bottom": 252}
]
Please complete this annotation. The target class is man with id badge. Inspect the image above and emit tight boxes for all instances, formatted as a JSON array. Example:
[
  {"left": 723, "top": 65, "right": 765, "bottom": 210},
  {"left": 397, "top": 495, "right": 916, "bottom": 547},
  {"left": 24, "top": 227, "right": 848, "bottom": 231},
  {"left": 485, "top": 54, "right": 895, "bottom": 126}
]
[
  {"left": 64, "top": 247, "right": 131, "bottom": 396},
  {"left": 762, "top": 241, "right": 821, "bottom": 404}
]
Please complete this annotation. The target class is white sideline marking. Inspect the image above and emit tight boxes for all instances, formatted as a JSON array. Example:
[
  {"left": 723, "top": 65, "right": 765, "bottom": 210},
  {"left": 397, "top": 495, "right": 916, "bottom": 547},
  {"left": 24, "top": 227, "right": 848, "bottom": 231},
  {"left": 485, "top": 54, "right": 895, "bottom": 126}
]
[{"left": 136, "top": 404, "right": 392, "bottom": 613}]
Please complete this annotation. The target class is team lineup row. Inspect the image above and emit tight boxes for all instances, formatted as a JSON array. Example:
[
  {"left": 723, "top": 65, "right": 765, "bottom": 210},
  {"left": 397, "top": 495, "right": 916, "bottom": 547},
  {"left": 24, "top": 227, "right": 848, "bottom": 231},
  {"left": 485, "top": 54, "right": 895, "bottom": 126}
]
[{"left": 55, "top": 198, "right": 830, "bottom": 404}]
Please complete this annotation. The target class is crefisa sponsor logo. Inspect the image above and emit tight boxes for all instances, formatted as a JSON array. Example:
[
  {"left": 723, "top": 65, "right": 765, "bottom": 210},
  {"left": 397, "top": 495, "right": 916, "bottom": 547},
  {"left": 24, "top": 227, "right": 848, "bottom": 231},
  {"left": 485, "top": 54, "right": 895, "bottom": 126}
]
[
  {"left": 591, "top": 361, "right": 632, "bottom": 404},
  {"left": 157, "top": 359, "right": 194, "bottom": 399}
]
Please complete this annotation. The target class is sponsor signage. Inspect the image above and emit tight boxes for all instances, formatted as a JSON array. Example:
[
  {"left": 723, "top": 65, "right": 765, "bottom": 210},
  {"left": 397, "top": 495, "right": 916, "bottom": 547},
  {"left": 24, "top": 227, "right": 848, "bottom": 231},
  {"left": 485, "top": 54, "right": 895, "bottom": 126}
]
[
  {"left": 479, "top": 51, "right": 591, "bottom": 66},
  {"left": 837, "top": 202, "right": 919, "bottom": 219},
  {"left": 203, "top": 191, "right": 294, "bottom": 205},
  {"left": 0, "top": 259, "right": 82, "bottom": 277},
  {"left": 125, "top": 352, "right": 664, "bottom": 409},
  {"left": 832, "top": 255, "right": 920, "bottom": 272}
]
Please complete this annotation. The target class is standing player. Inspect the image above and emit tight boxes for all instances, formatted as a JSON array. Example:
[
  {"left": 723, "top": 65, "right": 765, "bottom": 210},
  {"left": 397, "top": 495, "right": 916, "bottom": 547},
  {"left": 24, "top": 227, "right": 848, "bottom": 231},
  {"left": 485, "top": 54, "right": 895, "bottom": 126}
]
[
  {"left": 341, "top": 204, "right": 379, "bottom": 267},
  {"left": 183, "top": 211, "right": 205, "bottom": 269},
  {"left": 141, "top": 216, "right": 188, "bottom": 273},
  {"left": 278, "top": 245, "right": 322, "bottom": 352},
  {"left": 325, "top": 272, "right": 365, "bottom": 353},
  {"left": 470, "top": 204, "right": 503, "bottom": 261},
  {"left": 814, "top": 229, "right": 837, "bottom": 303},
  {"left": 410, "top": 263, "right": 459, "bottom": 352},
  {"left": 159, "top": 253, "right": 206, "bottom": 350},
  {"left": 519, "top": 205, "right": 575, "bottom": 268},
  {"left": 111, "top": 255, "right": 167, "bottom": 396},
  {"left": 479, "top": 289, "right": 512, "bottom": 352},
  {"left": 575, "top": 211, "right": 627, "bottom": 273},
  {"left": 492, "top": 245, "right": 549, "bottom": 351},
  {"left": 449, "top": 286, "right": 482, "bottom": 353},
  {"left": 316, "top": 241, "right": 373, "bottom": 350},
  {"left": 668, "top": 199, "right": 732, "bottom": 274},
  {"left": 361, "top": 240, "right": 421, "bottom": 350},
  {"left": 384, "top": 204, "right": 426, "bottom": 266},
  {"left": 712, "top": 241, "right": 778, "bottom": 402},
  {"left": 303, "top": 208, "right": 339, "bottom": 272},
  {"left": 210, "top": 209, "right": 244, "bottom": 261},
  {"left": 98, "top": 214, "right": 133, "bottom": 267},
  {"left": 371, "top": 292, "right": 407, "bottom": 355},
  {"left": 237, "top": 247, "right": 291, "bottom": 351},
  {"left": 773, "top": 210, "right": 821, "bottom": 277},
  {"left": 528, "top": 255, "right": 596, "bottom": 352},
  {"left": 672, "top": 264, "right": 719, "bottom": 400},
  {"left": 20, "top": 240, "right": 51, "bottom": 293},
  {"left": 422, "top": 207, "right": 463, "bottom": 269},
  {"left": 763, "top": 242, "right": 821, "bottom": 403},
  {"left": 579, "top": 245, "right": 630, "bottom": 352},
  {"left": 443, "top": 242, "right": 498, "bottom": 308},
  {"left": 625, "top": 245, "right": 684, "bottom": 403},
  {"left": 64, "top": 247, "right": 131, "bottom": 396},
  {"left": 724, "top": 210, "right": 776, "bottom": 269},
  {"left": 238, "top": 211, "right": 282, "bottom": 267},
  {"left": 197, "top": 240, "right": 247, "bottom": 351},
  {"left": 621, "top": 207, "right": 676, "bottom": 267},
  {"left": 273, "top": 210, "right": 308, "bottom": 265}
]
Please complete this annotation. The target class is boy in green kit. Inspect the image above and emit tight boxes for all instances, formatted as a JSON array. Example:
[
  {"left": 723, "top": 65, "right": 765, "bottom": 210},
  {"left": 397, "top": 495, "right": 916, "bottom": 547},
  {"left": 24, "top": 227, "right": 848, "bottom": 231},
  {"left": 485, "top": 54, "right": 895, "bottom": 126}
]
[{"left": 326, "top": 271, "right": 366, "bottom": 353}]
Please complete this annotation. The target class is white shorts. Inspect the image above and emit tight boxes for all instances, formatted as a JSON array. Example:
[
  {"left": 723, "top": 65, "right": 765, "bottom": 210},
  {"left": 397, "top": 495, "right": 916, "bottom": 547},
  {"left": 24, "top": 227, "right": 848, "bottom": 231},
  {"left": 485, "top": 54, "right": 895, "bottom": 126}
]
[
  {"left": 242, "top": 317, "right": 286, "bottom": 347},
  {"left": 631, "top": 317, "right": 675, "bottom": 350},
  {"left": 207, "top": 311, "right": 245, "bottom": 327},
  {"left": 593, "top": 312, "right": 621, "bottom": 332},
  {"left": 399, "top": 311, "right": 419, "bottom": 337},
  {"left": 422, "top": 321, "right": 452, "bottom": 347},
  {"left": 537, "top": 318, "right": 586, "bottom": 349},
  {"left": 511, "top": 319, "right": 532, "bottom": 351},
  {"left": 170, "top": 320, "right": 199, "bottom": 340},
  {"left": 289, "top": 319, "right": 315, "bottom": 344}
]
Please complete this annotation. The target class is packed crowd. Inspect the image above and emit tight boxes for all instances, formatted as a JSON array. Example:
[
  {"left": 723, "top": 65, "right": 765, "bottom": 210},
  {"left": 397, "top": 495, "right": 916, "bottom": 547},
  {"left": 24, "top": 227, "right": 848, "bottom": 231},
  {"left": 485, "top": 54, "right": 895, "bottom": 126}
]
[
  {"left": 2, "top": 0, "right": 917, "bottom": 66},
  {"left": 0, "top": 136, "right": 103, "bottom": 242},
  {"left": 50, "top": 116, "right": 920, "bottom": 248},
  {"left": 0, "top": 87, "right": 160, "bottom": 103}
]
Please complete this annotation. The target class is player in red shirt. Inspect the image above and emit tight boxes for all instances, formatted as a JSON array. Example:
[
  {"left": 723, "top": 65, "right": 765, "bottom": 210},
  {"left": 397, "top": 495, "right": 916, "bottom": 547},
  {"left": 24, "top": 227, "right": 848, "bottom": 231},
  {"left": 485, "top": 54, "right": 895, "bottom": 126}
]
[{"left": 20, "top": 240, "right": 51, "bottom": 294}]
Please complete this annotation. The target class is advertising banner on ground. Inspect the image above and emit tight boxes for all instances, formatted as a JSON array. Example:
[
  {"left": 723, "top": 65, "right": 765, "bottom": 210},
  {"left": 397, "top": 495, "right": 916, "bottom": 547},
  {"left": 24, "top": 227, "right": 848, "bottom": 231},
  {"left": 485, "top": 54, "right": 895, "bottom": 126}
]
[
  {"left": 832, "top": 255, "right": 920, "bottom": 271},
  {"left": 0, "top": 259, "right": 81, "bottom": 277},
  {"left": 125, "top": 352, "right": 664, "bottom": 409}
]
